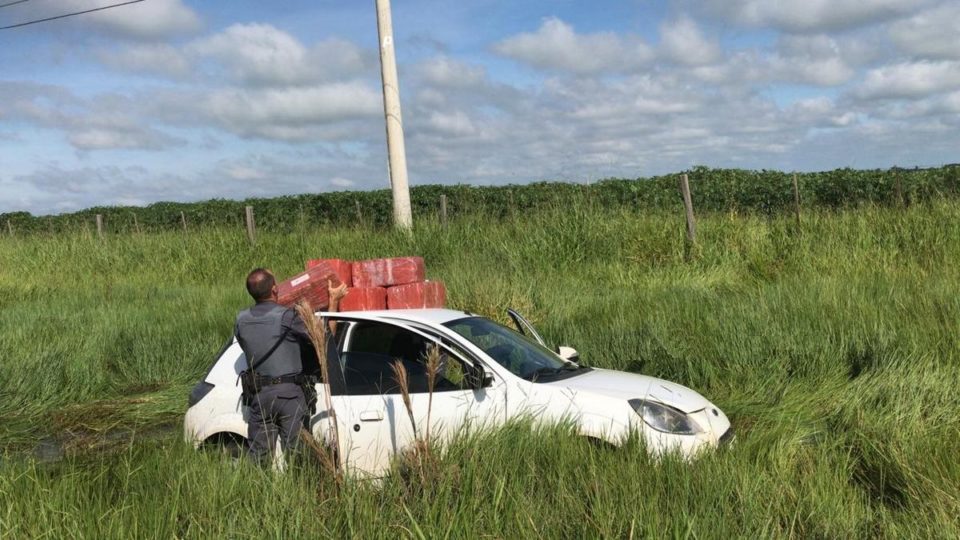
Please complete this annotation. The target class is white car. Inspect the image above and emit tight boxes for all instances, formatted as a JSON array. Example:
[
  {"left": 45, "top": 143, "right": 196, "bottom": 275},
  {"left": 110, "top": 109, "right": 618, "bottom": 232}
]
[{"left": 185, "top": 308, "right": 732, "bottom": 477}]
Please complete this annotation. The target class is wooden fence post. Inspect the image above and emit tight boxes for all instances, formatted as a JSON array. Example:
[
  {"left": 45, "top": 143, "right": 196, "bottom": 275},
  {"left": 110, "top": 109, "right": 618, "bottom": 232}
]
[
  {"left": 679, "top": 173, "right": 697, "bottom": 246},
  {"left": 894, "top": 171, "right": 903, "bottom": 206},
  {"left": 180, "top": 211, "right": 188, "bottom": 233},
  {"left": 792, "top": 173, "right": 802, "bottom": 227},
  {"left": 96, "top": 214, "right": 104, "bottom": 239},
  {"left": 133, "top": 213, "right": 141, "bottom": 235},
  {"left": 355, "top": 200, "right": 363, "bottom": 225},
  {"left": 6, "top": 219, "right": 12, "bottom": 237},
  {"left": 440, "top": 194, "right": 448, "bottom": 228},
  {"left": 245, "top": 205, "right": 256, "bottom": 245}
]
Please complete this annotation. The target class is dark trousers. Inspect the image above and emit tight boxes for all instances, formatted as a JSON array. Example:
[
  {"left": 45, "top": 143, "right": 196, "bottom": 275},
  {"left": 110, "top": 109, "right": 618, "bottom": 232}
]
[{"left": 247, "top": 383, "right": 308, "bottom": 464}]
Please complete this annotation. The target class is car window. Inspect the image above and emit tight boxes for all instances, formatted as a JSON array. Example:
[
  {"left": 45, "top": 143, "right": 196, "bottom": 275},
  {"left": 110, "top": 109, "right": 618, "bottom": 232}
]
[
  {"left": 341, "top": 321, "right": 471, "bottom": 396},
  {"left": 444, "top": 317, "right": 567, "bottom": 379},
  {"left": 332, "top": 321, "right": 350, "bottom": 353}
]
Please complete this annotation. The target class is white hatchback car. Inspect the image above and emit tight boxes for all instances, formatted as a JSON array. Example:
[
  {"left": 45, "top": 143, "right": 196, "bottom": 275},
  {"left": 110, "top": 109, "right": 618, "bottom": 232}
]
[{"left": 185, "top": 308, "right": 732, "bottom": 477}]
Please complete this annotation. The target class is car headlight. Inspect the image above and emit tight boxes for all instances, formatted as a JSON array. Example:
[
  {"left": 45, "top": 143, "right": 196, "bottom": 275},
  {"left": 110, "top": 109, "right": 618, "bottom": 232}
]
[{"left": 628, "top": 399, "right": 703, "bottom": 435}]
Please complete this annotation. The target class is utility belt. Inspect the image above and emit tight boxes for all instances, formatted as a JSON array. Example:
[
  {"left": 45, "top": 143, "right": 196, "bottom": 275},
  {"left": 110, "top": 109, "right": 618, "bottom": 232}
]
[
  {"left": 239, "top": 370, "right": 318, "bottom": 405},
  {"left": 253, "top": 373, "right": 317, "bottom": 387}
]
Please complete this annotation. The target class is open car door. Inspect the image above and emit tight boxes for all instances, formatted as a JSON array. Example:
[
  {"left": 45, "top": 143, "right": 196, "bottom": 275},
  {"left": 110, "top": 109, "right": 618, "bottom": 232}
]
[
  {"left": 508, "top": 309, "right": 580, "bottom": 364},
  {"left": 508, "top": 308, "right": 547, "bottom": 347}
]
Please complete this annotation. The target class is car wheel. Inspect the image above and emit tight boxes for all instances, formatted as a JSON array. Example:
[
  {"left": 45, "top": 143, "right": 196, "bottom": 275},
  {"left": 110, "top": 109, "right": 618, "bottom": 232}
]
[{"left": 202, "top": 432, "right": 247, "bottom": 459}]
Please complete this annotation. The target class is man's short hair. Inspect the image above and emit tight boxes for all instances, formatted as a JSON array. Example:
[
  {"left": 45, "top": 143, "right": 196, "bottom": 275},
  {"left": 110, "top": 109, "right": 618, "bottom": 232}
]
[{"left": 246, "top": 268, "right": 275, "bottom": 301}]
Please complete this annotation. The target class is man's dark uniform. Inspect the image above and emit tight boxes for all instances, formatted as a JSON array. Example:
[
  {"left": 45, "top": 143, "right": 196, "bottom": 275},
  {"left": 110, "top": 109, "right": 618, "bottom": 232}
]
[{"left": 235, "top": 301, "right": 312, "bottom": 462}]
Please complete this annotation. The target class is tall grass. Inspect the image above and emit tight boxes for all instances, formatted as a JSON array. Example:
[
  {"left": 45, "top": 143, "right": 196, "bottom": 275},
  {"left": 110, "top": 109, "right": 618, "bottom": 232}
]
[{"left": 0, "top": 199, "right": 958, "bottom": 537}]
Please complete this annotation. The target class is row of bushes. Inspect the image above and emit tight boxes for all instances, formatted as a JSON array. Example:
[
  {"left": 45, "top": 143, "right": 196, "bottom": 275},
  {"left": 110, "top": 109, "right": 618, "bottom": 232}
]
[{"left": 3, "top": 165, "right": 959, "bottom": 234}]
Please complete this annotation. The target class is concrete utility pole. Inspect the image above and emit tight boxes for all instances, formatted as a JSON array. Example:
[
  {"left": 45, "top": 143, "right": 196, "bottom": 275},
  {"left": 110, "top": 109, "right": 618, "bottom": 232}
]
[{"left": 375, "top": 0, "right": 413, "bottom": 230}]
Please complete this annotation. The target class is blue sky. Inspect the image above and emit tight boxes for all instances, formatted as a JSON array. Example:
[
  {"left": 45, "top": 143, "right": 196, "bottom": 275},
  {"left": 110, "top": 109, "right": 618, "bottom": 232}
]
[{"left": 1, "top": 0, "right": 958, "bottom": 215}]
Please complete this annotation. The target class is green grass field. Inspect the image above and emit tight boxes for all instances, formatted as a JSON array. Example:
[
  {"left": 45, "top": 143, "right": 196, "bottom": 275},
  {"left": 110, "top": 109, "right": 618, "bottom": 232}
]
[{"left": 1, "top": 200, "right": 958, "bottom": 538}]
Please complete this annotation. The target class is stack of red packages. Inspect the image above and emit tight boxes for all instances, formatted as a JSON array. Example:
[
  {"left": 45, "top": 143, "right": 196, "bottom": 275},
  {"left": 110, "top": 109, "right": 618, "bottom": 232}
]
[
  {"left": 276, "top": 260, "right": 343, "bottom": 310},
  {"left": 297, "top": 256, "right": 446, "bottom": 311}
]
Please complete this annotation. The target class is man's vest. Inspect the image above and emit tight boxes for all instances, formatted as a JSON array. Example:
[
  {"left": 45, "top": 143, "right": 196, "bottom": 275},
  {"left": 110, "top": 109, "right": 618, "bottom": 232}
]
[{"left": 235, "top": 303, "right": 302, "bottom": 378}]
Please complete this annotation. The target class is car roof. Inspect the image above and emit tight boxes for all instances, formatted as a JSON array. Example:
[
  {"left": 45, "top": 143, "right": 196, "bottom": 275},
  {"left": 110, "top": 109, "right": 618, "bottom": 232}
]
[{"left": 318, "top": 308, "right": 475, "bottom": 326}]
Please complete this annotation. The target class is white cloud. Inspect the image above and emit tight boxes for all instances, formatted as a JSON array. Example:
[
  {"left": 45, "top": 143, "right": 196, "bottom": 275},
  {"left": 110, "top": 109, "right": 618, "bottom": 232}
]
[
  {"left": 7, "top": 164, "right": 197, "bottom": 213},
  {"left": 685, "top": 32, "right": 875, "bottom": 88},
  {"left": 0, "top": 83, "right": 182, "bottom": 151},
  {"left": 705, "top": 0, "right": 932, "bottom": 33},
  {"left": 58, "top": 0, "right": 202, "bottom": 40},
  {"left": 191, "top": 23, "right": 309, "bottom": 85},
  {"left": 97, "top": 44, "right": 191, "bottom": 78},
  {"left": 202, "top": 83, "right": 382, "bottom": 140},
  {"left": 68, "top": 126, "right": 178, "bottom": 151},
  {"left": 330, "top": 177, "right": 356, "bottom": 188},
  {"left": 426, "top": 110, "right": 477, "bottom": 136},
  {"left": 307, "top": 38, "right": 372, "bottom": 80},
  {"left": 494, "top": 18, "right": 653, "bottom": 74},
  {"left": 863, "top": 89, "right": 960, "bottom": 120},
  {"left": 787, "top": 97, "right": 858, "bottom": 127},
  {"left": 769, "top": 35, "right": 856, "bottom": 86},
  {"left": 889, "top": 3, "right": 960, "bottom": 59},
  {"left": 418, "top": 57, "right": 486, "bottom": 88},
  {"left": 945, "top": 91, "right": 960, "bottom": 113},
  {"left": 774, "top": 56, "right": 853, "bottom": 86},
  {"left": 189, "top": 24, "right": 370, "bottom": 86},
  {"left": 856, "top": 60, "right": 960, "bottom": 99},
  {"left": 659, "top": 16, "right": 721, "bottom": 66},
  {"left": 226, "top": 166, "right": 268, "bottom": 181}
]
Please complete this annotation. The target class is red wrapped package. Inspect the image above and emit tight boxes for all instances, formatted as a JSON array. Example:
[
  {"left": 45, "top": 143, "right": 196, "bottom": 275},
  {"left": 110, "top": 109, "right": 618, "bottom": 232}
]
[
  {"left": 276, "top": 261, "right": 342, "bottom": 310},
  {"left": 339, "top": 287, "right": 387, "bottom": 311},
  {"left": 386, "top": 281, "right": 446, "bottom": 309},
  {"left": 351, "top": 257, "right": 425, "bottom": 288},
  {"left": 306, "top": 258, "right": 352, "bottom": 286}
]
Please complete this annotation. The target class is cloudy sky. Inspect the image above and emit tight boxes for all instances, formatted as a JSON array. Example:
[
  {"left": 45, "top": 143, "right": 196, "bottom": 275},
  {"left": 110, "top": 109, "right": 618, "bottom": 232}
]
[{"left": 1, "top": 0, "right": 958, "bottom": 215}]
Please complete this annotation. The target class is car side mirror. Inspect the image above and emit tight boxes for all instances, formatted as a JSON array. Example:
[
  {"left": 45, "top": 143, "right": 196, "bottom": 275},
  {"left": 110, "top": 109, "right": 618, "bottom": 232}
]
[
  {"left": 557, "top": 346, "right": 580, "bottom": 364},
  {"left": 466, "top": 363, "right": 493, "bottom": 389}
]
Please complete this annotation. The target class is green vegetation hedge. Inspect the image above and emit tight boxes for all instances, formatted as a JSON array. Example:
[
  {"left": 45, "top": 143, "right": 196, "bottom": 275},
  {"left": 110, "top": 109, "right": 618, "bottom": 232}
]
[{"left": 3, "top": 165, "right": 959, "bottom": 234}]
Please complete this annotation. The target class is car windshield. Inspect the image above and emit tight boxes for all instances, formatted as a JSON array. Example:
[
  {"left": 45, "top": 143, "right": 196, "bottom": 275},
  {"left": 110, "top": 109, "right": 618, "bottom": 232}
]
[{"left": 444, "top": 316, "right": 570, "bottom": 380}]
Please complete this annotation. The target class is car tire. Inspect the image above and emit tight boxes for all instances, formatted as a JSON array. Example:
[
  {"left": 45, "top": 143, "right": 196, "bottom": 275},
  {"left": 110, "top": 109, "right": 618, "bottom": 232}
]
[{"left": 202, "top": 432, "right": 247, "bottom": 459}]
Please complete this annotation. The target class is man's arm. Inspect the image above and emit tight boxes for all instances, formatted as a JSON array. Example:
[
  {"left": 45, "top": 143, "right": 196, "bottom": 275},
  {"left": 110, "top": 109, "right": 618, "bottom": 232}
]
[{"left": 327, "top": 280, "right": 348, "bottom": 335}]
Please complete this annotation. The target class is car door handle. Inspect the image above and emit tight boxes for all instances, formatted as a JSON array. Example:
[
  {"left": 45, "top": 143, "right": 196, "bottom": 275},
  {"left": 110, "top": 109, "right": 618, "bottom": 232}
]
[{"left": 359, "top": 410, "right": 384, "bottom": 422}]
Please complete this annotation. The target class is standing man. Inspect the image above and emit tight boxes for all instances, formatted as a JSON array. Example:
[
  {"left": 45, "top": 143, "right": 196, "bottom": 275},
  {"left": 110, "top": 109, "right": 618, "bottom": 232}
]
[{"left": 235, "top": 268, "right": 347, "bottom": 465}]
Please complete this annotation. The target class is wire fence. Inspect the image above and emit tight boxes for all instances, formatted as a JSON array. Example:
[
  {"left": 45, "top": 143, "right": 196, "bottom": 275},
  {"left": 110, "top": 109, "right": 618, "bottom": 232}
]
[{"left": 3, "top": 165, "right": 959, "bottom": 238}]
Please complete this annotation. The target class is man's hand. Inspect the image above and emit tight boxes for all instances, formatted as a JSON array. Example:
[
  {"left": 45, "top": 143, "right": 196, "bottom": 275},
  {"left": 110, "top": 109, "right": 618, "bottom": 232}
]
[{"left": 328, "top": 279, "right": 347, "bottom": 304}]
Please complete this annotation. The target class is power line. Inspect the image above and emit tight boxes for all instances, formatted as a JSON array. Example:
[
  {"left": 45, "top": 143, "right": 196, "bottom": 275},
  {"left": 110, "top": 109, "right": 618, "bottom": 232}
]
[
  {"left": 0, "top": 0, "right": 32, "bottom": 9},
  {"left": 1, "top": 0, "right": 145, "bottom": 30}
]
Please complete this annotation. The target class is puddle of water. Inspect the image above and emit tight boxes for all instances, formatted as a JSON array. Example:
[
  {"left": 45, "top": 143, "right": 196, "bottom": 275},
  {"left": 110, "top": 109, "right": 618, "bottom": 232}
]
[{"left": 33, "top": 438, "right": 64, "bottom": 463}]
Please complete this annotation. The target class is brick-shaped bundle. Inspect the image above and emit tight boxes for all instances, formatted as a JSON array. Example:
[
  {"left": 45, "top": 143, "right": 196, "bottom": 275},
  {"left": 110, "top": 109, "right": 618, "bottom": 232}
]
[
  {"left": 276, "top": 261, "right": 343, "bottom": 310},
  {"left": 306, "top": 258, "right": 352, "bottom": 287},
  {"left": 386, "top": 281, "right": 447, "bottom": 309},
  {"left": 351, "top": 257, "right": 425, "bottom": 288},
  {"left": 340, "top": 287, "right": 387, "bottom": 311}
]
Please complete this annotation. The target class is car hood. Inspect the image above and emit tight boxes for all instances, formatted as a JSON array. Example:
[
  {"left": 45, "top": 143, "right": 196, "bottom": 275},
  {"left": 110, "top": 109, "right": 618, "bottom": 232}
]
[{"left": 545, "top": 368, "right": 713, "bottom": 414}]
